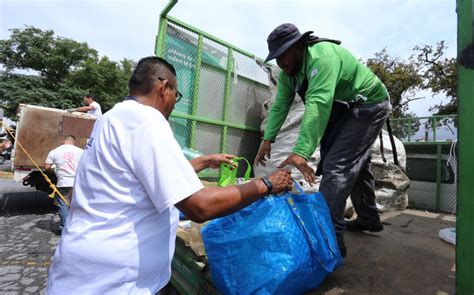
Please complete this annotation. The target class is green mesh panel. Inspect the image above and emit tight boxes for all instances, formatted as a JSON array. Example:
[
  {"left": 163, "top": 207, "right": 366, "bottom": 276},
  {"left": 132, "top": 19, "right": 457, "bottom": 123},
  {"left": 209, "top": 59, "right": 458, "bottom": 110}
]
[{"left": 158, "top": 20, "right": 271, "bottom": 180}]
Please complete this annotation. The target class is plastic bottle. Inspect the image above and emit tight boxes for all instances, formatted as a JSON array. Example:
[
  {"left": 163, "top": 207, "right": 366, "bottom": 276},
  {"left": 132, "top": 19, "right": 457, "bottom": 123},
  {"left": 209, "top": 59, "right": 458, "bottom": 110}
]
[{"left": 182, "top": 147, "right": 203, "bottom": 160}]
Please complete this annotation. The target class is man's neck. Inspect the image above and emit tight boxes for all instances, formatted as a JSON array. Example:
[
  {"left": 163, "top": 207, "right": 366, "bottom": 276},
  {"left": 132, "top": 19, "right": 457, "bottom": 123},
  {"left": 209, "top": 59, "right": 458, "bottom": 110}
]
[{"left": 128, "top": 95, "right": 160, "bottom": 110}]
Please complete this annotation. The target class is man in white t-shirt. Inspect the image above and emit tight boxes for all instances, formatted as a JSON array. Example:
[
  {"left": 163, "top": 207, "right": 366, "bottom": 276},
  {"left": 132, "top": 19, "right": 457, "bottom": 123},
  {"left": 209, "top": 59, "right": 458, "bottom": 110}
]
[
  {"left": 68, "top": 94, "right": 102, "bottom": 117},
  {"left": 47, "top": 56, "right": 293, "bottom": 294},
  {"left": 45, "top": 135, "right": 84, "bottom": 232}
]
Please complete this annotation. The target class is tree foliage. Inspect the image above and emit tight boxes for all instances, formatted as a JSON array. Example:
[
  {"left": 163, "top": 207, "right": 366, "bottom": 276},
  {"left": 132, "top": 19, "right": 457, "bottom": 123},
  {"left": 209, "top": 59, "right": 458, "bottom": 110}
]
[
  {"left": 365, "top": 43, "right": 456, "bottom": 139},
  {"left": 365, "top": 49, "right": 423, "bottom": 138},
  {"left": 67, "top": 57, "right": 134, "bottom": 111},
  {"left": 414, "top": 41, "right": 457, "bottom": 116},
  {"left": 0, "top": 26, "right": 133, "bottom": 118},
  {"left": 366, "top": 48, "right": 423, "bottom": 118},
  {"left": 0, "top": 26, "right": 98, "bottom": 86}
]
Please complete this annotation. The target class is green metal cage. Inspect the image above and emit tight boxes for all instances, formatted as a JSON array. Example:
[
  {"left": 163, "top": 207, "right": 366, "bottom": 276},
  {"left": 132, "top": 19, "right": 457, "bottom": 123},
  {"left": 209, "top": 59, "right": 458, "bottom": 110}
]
[{"left": 155, "top": 0, "right": 270, "bottom": 180}]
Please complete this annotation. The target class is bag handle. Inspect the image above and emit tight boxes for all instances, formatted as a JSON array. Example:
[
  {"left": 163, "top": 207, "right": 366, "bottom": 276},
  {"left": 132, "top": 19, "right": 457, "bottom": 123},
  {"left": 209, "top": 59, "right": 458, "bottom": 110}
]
[
  {"left": 292, "top": 178, "right": 305, "bottom": 194},
  {"left": 233, "top": 157, "right": 251, "bottom": 180},
  {"left": 218, "top": 157, "right": 251, "bottom": 187}
]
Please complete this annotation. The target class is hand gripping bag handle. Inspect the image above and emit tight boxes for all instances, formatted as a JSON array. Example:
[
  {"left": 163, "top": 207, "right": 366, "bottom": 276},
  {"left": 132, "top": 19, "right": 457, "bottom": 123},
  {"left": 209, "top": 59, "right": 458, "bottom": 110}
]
[
  {"left": 217, "top": 157, "right": 251, "bottom": 187},
  {"left": 285, "top": 179, "right": 341, "bottom": 271}
]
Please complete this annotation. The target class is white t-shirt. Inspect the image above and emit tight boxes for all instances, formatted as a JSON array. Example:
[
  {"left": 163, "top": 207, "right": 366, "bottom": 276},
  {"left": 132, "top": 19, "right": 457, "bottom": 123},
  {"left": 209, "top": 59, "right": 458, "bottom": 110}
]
[
  {"left": 87, "top": 101, "right": 102, "bottom": 117},
  {"left": 47, "top": 100, "right": 204, "bottom": 294},
  {"left": 45, "top": 144, "right": 83, "bottom": 187}
]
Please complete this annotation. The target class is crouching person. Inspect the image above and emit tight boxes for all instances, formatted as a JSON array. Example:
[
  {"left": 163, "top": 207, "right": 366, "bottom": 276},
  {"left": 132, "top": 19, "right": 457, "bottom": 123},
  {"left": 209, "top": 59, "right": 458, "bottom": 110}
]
[{"left": 47, "top": 56, "right": 292, "bottom": 294}]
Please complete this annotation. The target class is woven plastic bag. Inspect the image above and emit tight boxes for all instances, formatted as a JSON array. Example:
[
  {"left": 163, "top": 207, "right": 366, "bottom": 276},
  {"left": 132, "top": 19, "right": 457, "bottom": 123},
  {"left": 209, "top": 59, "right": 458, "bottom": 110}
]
[{"left": 201, "top": 182, "right": 343, "bottom": 295}]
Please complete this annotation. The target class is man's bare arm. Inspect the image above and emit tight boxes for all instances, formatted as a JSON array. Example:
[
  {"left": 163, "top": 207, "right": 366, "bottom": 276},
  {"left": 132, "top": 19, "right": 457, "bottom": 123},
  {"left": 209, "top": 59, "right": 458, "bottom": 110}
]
[{"left": 175, "top": 169, "right": 292, "bottom": 223}]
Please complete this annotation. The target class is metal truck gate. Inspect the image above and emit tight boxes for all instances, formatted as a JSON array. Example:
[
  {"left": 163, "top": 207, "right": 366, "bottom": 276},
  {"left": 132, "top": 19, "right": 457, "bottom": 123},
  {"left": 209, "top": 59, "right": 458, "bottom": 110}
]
[{"left": 155, "top": 0, "right": 270, "bottom": 180}]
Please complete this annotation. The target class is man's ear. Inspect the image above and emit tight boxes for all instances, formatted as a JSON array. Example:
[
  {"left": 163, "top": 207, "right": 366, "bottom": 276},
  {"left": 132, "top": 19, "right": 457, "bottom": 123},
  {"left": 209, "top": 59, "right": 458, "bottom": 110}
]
[
  {"left": 158, "top": 79, "right": 169, "bottom": 99},
  {"left": 152, "top": 79, "right": 164, "bottom": 100},
  {"left": 153, "top": 79, "right": 169, "bottom": 109}
]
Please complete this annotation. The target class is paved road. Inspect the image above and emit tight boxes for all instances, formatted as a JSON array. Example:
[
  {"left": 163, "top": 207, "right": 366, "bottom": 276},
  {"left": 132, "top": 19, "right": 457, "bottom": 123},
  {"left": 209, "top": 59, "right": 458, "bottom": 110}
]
[{"left": 0, "top": 176, "right": 59, "bottom": 294}]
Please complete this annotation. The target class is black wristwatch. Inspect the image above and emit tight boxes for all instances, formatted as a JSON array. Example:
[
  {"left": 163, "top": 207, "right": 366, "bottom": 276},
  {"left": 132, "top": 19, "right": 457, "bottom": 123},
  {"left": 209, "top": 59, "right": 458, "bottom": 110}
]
[{"left": 261, "top": 176, "right": 273, "bottom": 194}]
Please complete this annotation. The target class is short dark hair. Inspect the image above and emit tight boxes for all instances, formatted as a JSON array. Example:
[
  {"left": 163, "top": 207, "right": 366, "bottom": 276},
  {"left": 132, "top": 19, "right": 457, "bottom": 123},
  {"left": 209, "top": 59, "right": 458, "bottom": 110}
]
[
  {"left": 64, "top": 135, "right": 76, "bottom": 143},
  {"left": 128, "top": 56, "right": 177, "bottom": 96},
  {"left": 84, "top": 94, "right": 94, "bottom": 99}
]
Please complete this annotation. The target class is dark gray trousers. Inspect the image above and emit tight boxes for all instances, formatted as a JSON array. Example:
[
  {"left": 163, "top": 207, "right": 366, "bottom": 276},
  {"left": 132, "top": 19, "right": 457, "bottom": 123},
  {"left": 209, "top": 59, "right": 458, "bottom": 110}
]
[{"left": 319, "top": 100, "right": 391, "bottom": 239}]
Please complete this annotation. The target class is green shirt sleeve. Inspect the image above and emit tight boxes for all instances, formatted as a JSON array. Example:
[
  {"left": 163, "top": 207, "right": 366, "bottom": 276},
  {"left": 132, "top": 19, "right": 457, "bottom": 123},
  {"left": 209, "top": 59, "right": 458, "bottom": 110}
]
[
  {"left": 292, "top": 55, "right": 341, "bottom": 159},
  {"left": 263, "top": 72, "right": 295, "bottom": 141}
]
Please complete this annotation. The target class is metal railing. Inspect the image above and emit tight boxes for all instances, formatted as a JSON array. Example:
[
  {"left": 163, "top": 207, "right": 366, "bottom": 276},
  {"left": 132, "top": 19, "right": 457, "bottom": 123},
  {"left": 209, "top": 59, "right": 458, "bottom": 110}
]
[
  {"left": 390, "top": 115, "right": 457, "bottom": 213},
  {"left": 390, "top": 115, "right": 457, "bottom": 142}
]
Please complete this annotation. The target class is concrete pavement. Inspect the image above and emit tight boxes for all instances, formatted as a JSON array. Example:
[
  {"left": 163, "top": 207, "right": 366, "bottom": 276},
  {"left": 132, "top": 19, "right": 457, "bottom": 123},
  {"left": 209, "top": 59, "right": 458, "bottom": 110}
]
[{"left": 0, "top": 176, "right": 59, "bottom": 294}]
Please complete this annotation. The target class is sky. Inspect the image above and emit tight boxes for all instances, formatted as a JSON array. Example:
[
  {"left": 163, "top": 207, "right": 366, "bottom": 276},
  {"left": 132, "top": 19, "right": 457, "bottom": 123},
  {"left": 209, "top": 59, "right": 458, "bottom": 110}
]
[{"left": 0, "top": 0, "right": 457, "bottom": 116}]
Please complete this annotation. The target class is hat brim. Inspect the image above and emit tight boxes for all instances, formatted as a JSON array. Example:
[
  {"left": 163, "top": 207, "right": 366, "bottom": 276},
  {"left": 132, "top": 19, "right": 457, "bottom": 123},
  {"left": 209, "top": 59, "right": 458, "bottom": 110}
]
[{"left": 264, "top": 31, "right": 313, "bottom": 63}]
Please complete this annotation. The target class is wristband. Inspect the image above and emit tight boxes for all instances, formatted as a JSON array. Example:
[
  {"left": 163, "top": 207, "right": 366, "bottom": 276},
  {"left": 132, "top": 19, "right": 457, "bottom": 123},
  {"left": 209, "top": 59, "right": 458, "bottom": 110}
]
[{"left": 261, "top": 176, "right": 273, "bottom": 194}]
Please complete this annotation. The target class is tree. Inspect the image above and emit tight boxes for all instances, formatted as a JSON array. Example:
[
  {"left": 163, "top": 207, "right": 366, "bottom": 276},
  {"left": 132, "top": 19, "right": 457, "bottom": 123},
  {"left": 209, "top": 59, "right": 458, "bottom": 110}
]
[
  {"left": 67, "top": 57, "right": 134, "bottom": 111},
  {"left": 0, "top": 26, "right": 133, "bottom": 118},
  {"left": 365, "top": 42, "right": 457, "bottom": 139},
  {"left": 0, "top": 26, "right": 98, "bottom": 87},
  {"left": 0, "top": 72, "right": 86, "bottom": 115},
  {"left": 414, "top": 41, "right": 457, "bottom": 116},
  {"left": 366, "top": 48, "right": 423, "bottom": 139}
]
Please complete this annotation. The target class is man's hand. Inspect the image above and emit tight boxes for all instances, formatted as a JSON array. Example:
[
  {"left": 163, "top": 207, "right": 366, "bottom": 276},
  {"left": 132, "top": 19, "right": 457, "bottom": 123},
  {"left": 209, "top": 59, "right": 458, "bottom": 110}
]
[
  {"left": 255, "top": 140, "right": 272, "bottom": 167},
  {"left": 190, "top": 154, "right": 236, "bottom": 173},
  {"left": 267, "top": 169, "right": 293, "bottom": 194},
  {"left": 206, "top": 154, "right": 237, "bottom": 169},
  {"left": 278, "top": 153, "right": 316, "bottom": 185}
]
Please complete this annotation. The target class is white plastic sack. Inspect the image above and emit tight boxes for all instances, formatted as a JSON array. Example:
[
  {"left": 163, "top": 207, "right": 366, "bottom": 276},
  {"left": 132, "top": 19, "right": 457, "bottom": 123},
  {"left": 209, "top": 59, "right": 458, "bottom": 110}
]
[
  {"left": 439, "top": 228, "right": 456, "bottom": 245},
  {"left": 254, "top": 66, "right": 320, "bottom": 192},
  {"left": 372, "top": 129, "right": 407, "bottom": 169}
]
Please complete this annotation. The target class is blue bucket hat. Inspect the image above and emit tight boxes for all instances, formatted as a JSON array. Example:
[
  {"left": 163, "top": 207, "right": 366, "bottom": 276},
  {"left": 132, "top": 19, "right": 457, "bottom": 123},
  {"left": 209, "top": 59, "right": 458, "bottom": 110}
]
[{"left": 264, "top": 23, "right": 313, "bottom": 62}]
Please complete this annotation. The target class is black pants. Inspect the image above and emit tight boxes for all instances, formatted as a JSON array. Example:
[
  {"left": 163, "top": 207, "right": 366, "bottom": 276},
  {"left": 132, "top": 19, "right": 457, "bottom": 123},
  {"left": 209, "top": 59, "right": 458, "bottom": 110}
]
[{"left": 319, "top": 100, "right": 391, "bottom": 239}]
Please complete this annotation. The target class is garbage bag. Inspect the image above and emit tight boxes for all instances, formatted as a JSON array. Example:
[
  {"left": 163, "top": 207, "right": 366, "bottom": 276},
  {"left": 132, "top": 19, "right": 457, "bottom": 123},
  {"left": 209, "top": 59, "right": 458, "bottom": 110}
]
[{"left": 201, "top": 184, "right": 343, "bottom": 295}]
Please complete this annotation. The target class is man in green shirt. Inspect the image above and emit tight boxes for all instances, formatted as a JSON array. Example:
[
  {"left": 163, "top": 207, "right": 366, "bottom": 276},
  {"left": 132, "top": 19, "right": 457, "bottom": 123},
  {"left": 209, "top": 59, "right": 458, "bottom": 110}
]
[{"left": 256, "top": 23, "right": 391, "bottom": 257}]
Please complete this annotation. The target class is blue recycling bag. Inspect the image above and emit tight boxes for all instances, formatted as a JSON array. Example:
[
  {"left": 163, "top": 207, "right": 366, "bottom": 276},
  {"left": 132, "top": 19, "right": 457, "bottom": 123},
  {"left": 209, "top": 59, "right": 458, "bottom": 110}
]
[{"left": 201, "top": 183, "right": 343, "bottom": 295}]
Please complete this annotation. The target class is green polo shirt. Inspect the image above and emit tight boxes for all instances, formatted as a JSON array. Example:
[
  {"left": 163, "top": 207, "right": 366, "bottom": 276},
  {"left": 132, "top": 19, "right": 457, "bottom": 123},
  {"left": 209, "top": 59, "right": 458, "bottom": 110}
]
[{"left": 264, "top": 42, "right": 389, "bottom": 160}]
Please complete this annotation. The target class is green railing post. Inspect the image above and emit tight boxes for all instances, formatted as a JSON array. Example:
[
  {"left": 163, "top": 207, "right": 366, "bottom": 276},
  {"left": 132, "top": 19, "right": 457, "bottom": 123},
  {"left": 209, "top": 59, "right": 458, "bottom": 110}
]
[
  {"left": 220, "top": 48, "right": 234, "bottom": 154},
  {"left": 456, "top": 0, "right": 474, "bottom": 292},
  {"left": 170, "top": 112, "right": 259, "bottom": 132},
  {"left": 408, "top": 118, "right": 412, "bottom": 142},
  {"left": 156, "top": 19, "right": 168, "bottom": 57},
  {"left": 435, "top": 144, "right": 442, "bottom": 211},
  {"left": 188, "top": 34, "right": 203, "bottom": 149},
  {"left": 155, "top": 0, "right": 177, "bottom": 57},
  {"left": 432, "top": 117, "right": 437, "bottom": 142}
]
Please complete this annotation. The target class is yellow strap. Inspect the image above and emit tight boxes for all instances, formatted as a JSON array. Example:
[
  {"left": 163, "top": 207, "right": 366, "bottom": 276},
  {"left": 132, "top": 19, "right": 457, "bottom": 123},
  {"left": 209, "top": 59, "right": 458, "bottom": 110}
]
[{"left": 2, "top": 122, "right": 70, "bottom": 207}]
